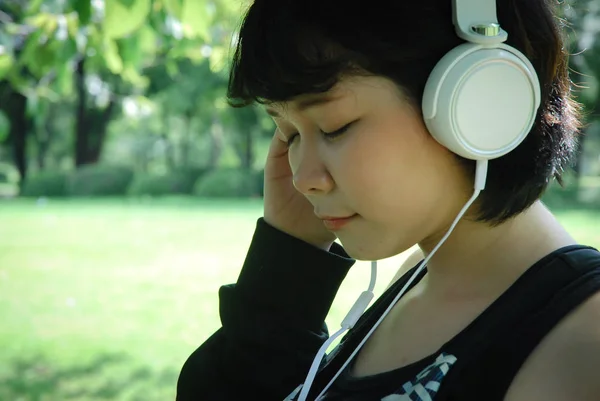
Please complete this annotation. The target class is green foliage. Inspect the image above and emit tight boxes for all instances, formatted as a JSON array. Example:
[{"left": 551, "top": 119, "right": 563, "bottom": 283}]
[
  {"left": 0, "top": 163, "right": 19, "bottom": 184},
  {"left": 1, "top": 0, "right": 243, "bottom": 178},
  {"left": 194, "top": 168, "right": 259, "bottom": 198},
  {"left": 3, "top": 0, "right": 236, "bottom": 100},
  {"left": 148, "top": 59, "right": 225, "bottom": 115},
  {"left": 542, "top": 184, "right": 579, "bottom": 209},
  {"left": 72, "top": 0, "right": 91, "bottom": 25},
  {"left": 128, "top": 168, "right": 206, "bottom": 196},
  {"left": 0, "top": 110, "right": 10, "bottom": 142},
  {"left": 255, "top": 168, "right": 264, "bottom": 197},
  {"left": 179, "top": 0, "right": 211, "bottom": 40},
  {"left": 68, "top": 164, "right": 134, "bottom": 196},
  {"left": 20, "top": 170, "right": 69, "bottom": 197},
  {"left": 0, "top": 51, "right": 13, "bottom": 81},
  {"left": 103, "top": 0, "right": 151, "bottom": 39}
]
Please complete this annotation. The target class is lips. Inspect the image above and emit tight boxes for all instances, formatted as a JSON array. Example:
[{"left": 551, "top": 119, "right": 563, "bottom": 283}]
[
  {"left": 317, "top": 214, "right": 356, "bottom": 220},
  {"left": 318, "top": 214, "right": 358, "bottom": 230}
]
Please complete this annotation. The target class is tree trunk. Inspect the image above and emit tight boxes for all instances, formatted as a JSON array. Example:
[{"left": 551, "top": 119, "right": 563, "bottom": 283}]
[
  {"left": 74, "top": 57, "right": 117, "bottom": 166},
  {"left": 161, "top": 107, "right": 175, "bottom": 170},
  {"left": 74, "top": 57, "right": 88, "bottom": 167},
  {"left": 208, "top": 115, "right": 223, "bottom": 169},
  {"left": 244, "top": 127, "right": 254, "bottom": 171},
  {"left": 36, "top": 129, "right": 49, "bottom": 170},
  {"left": 86, "top": 99, "right": 116, "bottom": 164},
  {"left": 2, "top": 89, "right": 29, "bottom": 183},
  {"left": 35, "top": 107, "right": 56, "bottom": 170},
  {"left": 180, "top": 113, "right": 193, "bottom": 168}
]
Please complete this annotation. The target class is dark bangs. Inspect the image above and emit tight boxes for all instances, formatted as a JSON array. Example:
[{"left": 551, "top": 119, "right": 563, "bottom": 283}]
[
  {"left": 226, "top": 0, "right": 457, "bottom": 108},
  {"left": 226, "top": 1, "right": 361, "bottom": 107}
]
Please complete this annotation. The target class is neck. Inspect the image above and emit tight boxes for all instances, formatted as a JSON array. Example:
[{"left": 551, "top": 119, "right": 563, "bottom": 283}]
[{"left": 417, "top": 201, "right": 577, "bottom": 298}]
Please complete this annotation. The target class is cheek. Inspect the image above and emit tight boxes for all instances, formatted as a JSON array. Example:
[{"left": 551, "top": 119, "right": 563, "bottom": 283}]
[
  {"left": 338, "top": 125, "right": 430, "bottom": 199},
  {"left": 334, "top": 122, "right": 457, "bottom": 226}
]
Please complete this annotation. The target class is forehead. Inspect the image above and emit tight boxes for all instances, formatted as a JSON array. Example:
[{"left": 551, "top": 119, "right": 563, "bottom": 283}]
[
  {"left": 264, "top": 91, "right": 346, "bottom": 118},
  {"left": 263, "top": 76, "right": 404, "bottom": 118},
  {"left": 263, "top": 77, "right": 385, "bottom": 118}
]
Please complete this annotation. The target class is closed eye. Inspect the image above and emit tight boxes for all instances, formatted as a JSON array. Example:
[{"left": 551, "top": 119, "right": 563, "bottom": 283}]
[
  {"left": 285, "top": 121, "right": 355, "bottom": 147},
  {"left": 321, "top": 122, "right": 354, "bottom": 140}
]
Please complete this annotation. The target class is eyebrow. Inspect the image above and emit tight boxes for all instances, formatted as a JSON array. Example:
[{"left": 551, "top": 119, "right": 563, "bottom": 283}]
[{"left": 265, "top": 93, "right": 342, "bottom": 118}]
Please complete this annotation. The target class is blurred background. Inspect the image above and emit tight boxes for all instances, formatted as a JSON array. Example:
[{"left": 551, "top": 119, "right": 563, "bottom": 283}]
[{"left": 0, "top": 0, "right": 598, "bottom": 400}]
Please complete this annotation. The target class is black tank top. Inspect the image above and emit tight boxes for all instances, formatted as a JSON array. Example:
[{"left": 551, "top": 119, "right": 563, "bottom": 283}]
[{"left": 302, "top": 245, "right": 600, "bottom": 401}]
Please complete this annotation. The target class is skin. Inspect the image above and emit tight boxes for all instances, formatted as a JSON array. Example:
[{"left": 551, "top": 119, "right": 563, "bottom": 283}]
[
  {"left": 266, "top": 76, "right": 472, "bottom": 260},
  {"left": 263, "top": 75, "right": 600, "bottom": 400}
]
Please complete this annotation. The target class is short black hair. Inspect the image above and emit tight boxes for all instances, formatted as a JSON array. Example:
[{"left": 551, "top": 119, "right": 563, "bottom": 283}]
[{"left": 227, "top": 0, "right": 583, "bottom": 225}]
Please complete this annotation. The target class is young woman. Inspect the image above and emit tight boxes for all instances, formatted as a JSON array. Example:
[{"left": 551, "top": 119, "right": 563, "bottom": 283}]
[{"left": 176, "top": 0, "right": 600, "bottom": 400}]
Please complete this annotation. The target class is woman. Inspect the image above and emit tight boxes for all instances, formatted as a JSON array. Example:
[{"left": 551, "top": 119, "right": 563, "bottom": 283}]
[{"left": 177, "top": 0, "right": 600, "bottom": 400}]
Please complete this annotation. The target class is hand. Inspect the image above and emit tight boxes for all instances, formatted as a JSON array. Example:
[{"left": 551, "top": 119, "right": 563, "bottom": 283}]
[{"left": 263, "top": 131, "right": 337, "bottom": 250}]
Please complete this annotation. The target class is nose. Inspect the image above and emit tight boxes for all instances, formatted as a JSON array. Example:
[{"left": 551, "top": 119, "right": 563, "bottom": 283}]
[{"left": 292, "top": 143, "right": 334, "bottom": 195}]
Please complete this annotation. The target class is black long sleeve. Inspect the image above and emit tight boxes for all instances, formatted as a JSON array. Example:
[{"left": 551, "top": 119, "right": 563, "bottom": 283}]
[{"left": 176, "top": 218, "right": 355, "bottom": 400}]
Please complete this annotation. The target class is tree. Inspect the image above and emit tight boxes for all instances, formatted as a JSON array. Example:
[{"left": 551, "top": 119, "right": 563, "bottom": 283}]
[
  {"left": 563, "top": 0, "right": 600, "bottom": 177},
  {"left": 0, "top": 0, "right": 240, "bottom": 178},
  {"left": 145, "top": 58, "right": 228, "bottom": 169}
]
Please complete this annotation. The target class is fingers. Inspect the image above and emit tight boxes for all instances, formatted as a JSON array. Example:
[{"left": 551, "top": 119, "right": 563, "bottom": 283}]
[{"left": 267, "top": 129, "right": 289, "bottom": 159}]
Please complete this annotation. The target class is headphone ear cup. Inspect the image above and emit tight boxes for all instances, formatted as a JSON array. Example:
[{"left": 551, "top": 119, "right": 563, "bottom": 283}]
[{"left": 422, "top": 43, "right": 541, "bottom": 160}]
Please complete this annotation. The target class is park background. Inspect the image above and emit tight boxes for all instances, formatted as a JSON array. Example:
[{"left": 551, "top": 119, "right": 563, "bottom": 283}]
[{"left": 0, "top": 1, "right": 599, "bottom": 400}]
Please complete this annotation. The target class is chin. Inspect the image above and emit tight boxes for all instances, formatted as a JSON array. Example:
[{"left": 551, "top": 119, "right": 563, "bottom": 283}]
[
  {"left": 339, "top": 240, "right": 404, "bottom": 261},
  {"left": 338, "top": 233, "right": 415, "bottom": 261}
]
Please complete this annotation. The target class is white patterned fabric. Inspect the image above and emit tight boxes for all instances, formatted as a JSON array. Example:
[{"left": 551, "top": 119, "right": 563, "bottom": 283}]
[{"left": 286, "top": 352, "right": 457, "bottom": 401}]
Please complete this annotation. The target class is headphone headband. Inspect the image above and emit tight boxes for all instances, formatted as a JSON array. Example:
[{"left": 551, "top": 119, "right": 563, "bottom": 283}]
[{"left": 453, "top": 0, "right": 508, "bottom": 44}]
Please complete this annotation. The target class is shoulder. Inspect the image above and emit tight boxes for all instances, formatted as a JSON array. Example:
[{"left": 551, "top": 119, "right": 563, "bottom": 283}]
[{"left": 505, "top": 289, "right": 600, "bottom": 401}]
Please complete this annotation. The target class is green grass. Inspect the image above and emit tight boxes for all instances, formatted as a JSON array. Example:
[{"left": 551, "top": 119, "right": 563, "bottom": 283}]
[{"left": 0, "top": 197, "right": 599, "bottom": 401}]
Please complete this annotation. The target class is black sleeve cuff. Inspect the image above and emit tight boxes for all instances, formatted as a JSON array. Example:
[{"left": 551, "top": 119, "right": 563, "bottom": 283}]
[{"left": 233, "top": 218, "right": 355, "bottom": 332}]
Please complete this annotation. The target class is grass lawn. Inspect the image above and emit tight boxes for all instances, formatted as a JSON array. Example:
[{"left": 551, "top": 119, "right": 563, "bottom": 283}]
[{"left": 0, "top": 197, "right": 598, "bottom": 401}]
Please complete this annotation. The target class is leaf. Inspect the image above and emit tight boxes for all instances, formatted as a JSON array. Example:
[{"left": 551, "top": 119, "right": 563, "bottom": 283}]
[
  {"left": 117, "top": 35, "right": 142, "bottom": 68},
  {"left": 119, "top": 0, "right": 137, "bottom": 7},
  {"left": 29, "top": 40, "right": 58, "bottom": 77},
  {"left": 166, "top": 59, "right": 179, "bottom": 76},
  {"left": 0, "top": 110, "right": 9, "bottom": 143},
  {"left": 73, "top": 0, "right": 92, "bottom": 26},
  {"left": 104, "top": 39, "right": 124, "bottom": 73},
  {"left": 25, "top": 94, "right": 39, "bottom": 120},
  {"left": 103, "top": 0, "right": 152, "bottom": 39},
  {"left": 0, "top": 50, "right": 13, "bottom": 81},
  {"left": 180, "top": 0, "right": 210, "bottom": 40},
  {"left": 58, "top": 37, "right": 78, "bottom": 65},
  {"left": 137, "top": 26, "right": 156, "bottom": 53},
  {"left": 66, "top": 12, "right": 80, "bottom": 38},
  {"left": 54, "top": 63, "right": 74, "bottom": 95},
  {"left": 168, "top": 38, "right": 205, "bottom": 60},
  {"left": 6, "top": 69, "right": 31, "bottom": 95},
  {"left": 4, "top": 23, "right": 22, "bottom": 36},
  {"left": 26, "top": 0, "right": 45, "bottom": 15},
  {"left": 25, "top": 13, "right": 57, "bottom": 34},
  {"left": 208, "top": 46, "right": 227, "bottom": 72},
  {"left": 163, "top": 0, "right": 184, "bottom": 20},
  {"left": 122, "top": 66, "right": 149, "bottom": 88},
  {"left": 17, "top": 30, "right": 42, "bottom": 69}
]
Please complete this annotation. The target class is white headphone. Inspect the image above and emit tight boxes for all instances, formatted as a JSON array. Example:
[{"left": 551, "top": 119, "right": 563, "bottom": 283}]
[
  {"left": 422, "top": 0, "right": 541, "bottom": 160},
  {"left": 294, "top": 1, "right": 543, "bottom": 400}
]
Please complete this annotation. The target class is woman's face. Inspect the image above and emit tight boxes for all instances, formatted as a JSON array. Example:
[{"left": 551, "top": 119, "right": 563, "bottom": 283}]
[{"left": 266, "top": 76, "right": 473, "bottom": 260}]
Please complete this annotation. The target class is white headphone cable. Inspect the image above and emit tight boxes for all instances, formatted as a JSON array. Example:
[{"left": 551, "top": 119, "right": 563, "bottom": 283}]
[
  {"left": 295, "top": 260, "right": 377, "bottom": 401},
  {"left": 296, "top": 159, "right": 488, "bottom": 401}
]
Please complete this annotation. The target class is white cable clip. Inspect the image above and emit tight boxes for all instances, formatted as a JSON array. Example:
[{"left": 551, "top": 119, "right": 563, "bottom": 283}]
[{"left": 341, "top": 291, "right": 375, "bottom": 329}]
